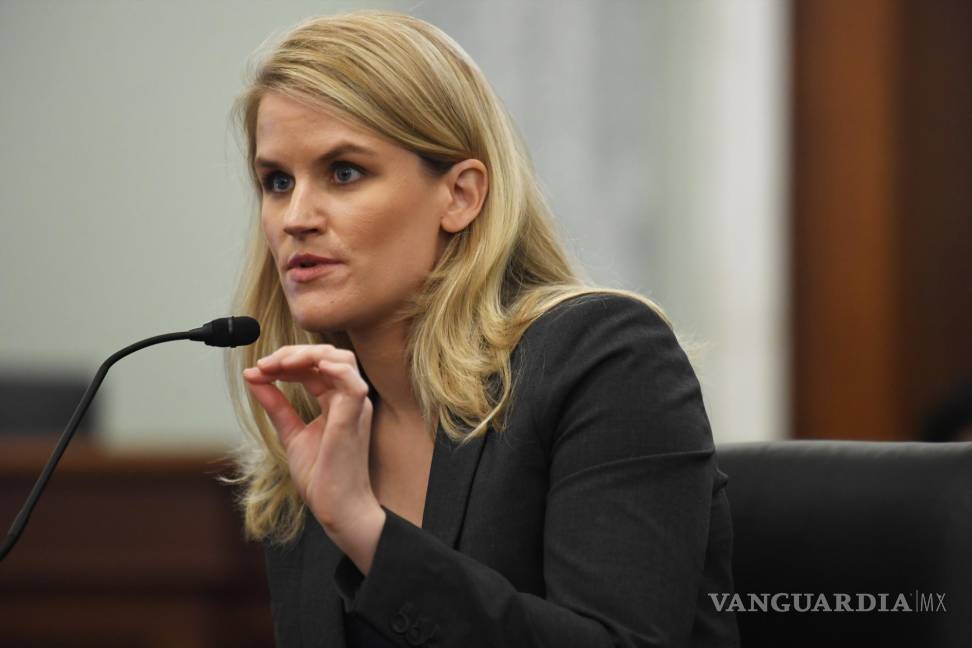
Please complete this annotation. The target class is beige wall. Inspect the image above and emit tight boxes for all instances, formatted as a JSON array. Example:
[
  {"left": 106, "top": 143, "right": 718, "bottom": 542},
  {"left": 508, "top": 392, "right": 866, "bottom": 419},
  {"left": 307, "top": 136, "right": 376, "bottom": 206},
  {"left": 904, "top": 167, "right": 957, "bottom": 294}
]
[{"left": 0, "top": 0, "right": 786, "bottom": 450}]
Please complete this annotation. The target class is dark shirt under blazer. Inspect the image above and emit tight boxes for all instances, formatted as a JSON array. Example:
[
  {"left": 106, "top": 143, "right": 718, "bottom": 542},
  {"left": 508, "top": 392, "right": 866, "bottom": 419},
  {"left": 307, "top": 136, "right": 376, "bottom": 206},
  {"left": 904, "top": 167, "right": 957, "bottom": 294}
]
[{"left": 262, "top": 293, "right": 741, "bottom": 647}]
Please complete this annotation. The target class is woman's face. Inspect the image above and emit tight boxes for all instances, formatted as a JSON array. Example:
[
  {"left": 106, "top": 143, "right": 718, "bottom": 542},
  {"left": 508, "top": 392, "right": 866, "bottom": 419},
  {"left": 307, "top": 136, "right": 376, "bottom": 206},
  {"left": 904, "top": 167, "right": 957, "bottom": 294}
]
[{"left": 254, "top": 92, "right": 476, "bottom": 334}]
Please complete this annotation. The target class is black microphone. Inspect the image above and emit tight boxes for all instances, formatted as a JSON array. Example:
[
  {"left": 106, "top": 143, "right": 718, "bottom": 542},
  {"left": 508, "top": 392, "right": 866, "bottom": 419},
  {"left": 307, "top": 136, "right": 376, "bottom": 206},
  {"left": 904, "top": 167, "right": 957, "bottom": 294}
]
[
  {"left": 0, "top": 316, "right": 261, "bottom": 562},
  {"left": 187, "top": 316, "right": 261, "bottom": 347}
]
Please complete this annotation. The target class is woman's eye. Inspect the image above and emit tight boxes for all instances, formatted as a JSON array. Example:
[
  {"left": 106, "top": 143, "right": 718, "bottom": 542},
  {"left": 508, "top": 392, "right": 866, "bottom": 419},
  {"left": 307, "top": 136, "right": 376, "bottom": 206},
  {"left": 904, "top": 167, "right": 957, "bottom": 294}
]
[
  {"left": 263, "top": 172, "right": 292, "bottom": 193},
  {"left": 333, "top": 161, "right": 364, "bottom": 184},
  {"left": 260, "top": 162, "right": 364, "bottom": 195}
]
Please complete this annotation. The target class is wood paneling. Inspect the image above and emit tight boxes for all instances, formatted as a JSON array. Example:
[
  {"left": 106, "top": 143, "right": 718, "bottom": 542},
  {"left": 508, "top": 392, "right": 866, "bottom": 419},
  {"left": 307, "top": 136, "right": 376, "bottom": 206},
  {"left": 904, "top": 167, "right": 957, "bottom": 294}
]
[
  {"left": 791, "top": 0, "right": 972, "bottom": 440},
  {"left": 0, "top": 438, "right": 273, "bottom": 647},
  {"left": 896, "top": 0, "right": 972, "bottom": 441}
]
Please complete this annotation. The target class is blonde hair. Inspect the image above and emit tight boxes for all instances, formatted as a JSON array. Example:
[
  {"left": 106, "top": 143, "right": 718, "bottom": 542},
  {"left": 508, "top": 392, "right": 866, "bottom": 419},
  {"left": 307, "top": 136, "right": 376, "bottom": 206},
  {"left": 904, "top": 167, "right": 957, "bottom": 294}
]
[{"left": 219, "top": 9, "right": 698, "bottom": 547}]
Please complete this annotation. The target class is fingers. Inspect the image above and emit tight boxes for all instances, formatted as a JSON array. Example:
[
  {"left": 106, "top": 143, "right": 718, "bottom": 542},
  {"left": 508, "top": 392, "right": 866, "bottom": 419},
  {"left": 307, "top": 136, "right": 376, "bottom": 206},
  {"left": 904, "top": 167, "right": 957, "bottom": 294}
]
[
  {"left": 243, "top": 364, "right": 331, "bottom": 390},
  {"left": 243, "top": 379, "right": 305, "bottom": 448},
  {"left": 315, "top": 359, "right": 371, "bottom": 430},
  {"left": 313, "top": 361, "right": 373, "bottom": 470},
  {"left": 258, "top": 344, "right": 357, "bottom": 373},
  {"left": 243, "top": 345, "right": 370, "bottom": 443},
  {"left": 317, "top": 359, "right": 370, "bottom": 402},
  {"left": 247, "top": 345, "right": 353, "bottom": 393}
]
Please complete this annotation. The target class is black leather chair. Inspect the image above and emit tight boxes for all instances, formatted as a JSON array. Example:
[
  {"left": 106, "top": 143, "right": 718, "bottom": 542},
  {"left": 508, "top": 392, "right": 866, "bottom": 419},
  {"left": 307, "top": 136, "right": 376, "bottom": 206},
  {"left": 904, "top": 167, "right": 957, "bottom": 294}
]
[{"left": 717, "top": 441, "right": 972, "bottom": 648}]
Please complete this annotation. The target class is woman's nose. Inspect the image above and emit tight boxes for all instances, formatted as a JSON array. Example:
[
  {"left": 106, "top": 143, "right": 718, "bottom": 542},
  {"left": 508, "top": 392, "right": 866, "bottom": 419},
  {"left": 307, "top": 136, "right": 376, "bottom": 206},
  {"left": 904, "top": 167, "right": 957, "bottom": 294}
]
[{"left": 282, "top": 182, "right": 325, "bottom": 238}]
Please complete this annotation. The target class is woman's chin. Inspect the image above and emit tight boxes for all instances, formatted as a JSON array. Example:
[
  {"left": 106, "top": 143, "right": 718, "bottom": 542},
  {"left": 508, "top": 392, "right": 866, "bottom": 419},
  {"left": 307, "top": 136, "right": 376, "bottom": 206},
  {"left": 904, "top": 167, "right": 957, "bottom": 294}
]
[{"left": 292, "top": 310, "right": 345, "bottom": 335}]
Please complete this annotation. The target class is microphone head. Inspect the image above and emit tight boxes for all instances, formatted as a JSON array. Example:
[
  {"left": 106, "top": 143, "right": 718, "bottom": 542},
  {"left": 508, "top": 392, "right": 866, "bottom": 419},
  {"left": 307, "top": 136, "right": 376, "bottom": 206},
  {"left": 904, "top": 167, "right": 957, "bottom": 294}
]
[{"left": 195, "top": 316, "right": 261, "bottom": 347}]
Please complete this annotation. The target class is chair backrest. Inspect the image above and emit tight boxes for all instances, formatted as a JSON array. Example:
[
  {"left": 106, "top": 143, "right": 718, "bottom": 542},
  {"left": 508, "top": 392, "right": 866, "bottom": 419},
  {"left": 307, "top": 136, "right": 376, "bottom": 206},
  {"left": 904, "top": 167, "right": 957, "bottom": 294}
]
[{"left": 717, "top": 440, "right": 972, "bottom": 648}]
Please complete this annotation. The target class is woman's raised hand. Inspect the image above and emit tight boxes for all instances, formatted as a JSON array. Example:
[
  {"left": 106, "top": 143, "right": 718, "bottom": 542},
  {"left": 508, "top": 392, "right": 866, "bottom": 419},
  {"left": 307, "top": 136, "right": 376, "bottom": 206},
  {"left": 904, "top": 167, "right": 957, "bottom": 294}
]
[{"left": 242, "top": 344, "right": 378, "bottom": 535}]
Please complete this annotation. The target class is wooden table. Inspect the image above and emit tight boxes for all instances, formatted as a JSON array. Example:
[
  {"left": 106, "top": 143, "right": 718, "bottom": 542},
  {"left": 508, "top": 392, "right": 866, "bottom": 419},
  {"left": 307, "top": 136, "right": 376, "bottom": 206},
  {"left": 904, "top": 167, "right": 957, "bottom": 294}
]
[{"left": 0, "top": 436, "right": 273, "bottom": 647}]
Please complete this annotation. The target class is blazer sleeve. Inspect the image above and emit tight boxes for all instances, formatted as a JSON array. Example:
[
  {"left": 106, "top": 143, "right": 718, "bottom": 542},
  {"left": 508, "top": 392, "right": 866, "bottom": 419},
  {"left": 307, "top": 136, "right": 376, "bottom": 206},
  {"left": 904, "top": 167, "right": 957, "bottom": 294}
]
[{"left": 333, "top": 294, "right": 720, "bottom": 647}]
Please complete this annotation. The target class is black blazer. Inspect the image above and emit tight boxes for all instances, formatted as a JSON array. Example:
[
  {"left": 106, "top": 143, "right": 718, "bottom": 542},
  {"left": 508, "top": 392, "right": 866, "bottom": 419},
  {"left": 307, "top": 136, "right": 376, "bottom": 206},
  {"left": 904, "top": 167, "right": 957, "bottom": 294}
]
[{"left": 263, "top": 293, "right": 740, "bottom": 647}]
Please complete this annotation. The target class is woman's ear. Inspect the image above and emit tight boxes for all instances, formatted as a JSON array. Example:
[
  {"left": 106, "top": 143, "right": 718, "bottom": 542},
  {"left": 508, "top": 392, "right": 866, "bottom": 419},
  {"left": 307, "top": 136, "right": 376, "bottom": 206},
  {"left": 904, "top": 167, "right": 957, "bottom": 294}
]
[{"left": 439, "top": 159, "right": 489, "bottom": 233}]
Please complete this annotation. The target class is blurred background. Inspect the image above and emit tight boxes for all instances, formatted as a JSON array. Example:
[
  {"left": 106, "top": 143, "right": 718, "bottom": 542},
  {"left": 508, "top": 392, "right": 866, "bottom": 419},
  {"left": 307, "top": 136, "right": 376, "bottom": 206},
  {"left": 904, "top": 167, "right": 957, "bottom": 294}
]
[{"left": 0, "top": 0, "right": 969, "bottom": 646}]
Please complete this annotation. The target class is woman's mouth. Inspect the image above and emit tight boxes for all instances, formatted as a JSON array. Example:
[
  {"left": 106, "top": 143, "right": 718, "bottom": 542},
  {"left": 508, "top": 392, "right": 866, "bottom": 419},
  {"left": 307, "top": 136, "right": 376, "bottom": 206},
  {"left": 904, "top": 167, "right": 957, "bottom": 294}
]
[{"left": 287, "top": 261, "right": 343, "bottom": 283}]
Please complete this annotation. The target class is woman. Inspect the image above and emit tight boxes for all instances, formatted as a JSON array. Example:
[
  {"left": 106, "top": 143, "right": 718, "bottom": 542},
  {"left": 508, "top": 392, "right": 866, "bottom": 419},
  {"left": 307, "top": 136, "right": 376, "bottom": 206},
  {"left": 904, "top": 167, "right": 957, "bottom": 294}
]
[{"left": 222, "top": 10, "right": 739, "bottom": 648}]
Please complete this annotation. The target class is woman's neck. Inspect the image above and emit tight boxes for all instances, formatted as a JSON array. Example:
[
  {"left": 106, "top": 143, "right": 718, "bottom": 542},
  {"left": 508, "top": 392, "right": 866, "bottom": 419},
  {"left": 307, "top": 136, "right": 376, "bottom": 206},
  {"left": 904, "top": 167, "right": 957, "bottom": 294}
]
[{"left": 347, "top": 318, "right": 423, "bottom": 427}]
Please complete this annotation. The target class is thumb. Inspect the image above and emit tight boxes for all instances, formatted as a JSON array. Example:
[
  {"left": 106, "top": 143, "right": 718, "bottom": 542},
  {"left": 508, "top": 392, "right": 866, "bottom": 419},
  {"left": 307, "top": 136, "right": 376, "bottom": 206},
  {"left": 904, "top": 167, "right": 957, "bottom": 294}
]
[{"left": 244, "top": 378, "right": 305, "bottom": 449}]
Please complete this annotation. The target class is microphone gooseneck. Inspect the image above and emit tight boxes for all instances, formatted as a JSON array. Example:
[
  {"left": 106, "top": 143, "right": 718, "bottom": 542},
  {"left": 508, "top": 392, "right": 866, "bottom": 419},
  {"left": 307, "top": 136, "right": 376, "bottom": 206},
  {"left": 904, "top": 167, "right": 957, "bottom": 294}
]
[{"left": 0, "top": 316, "right": 261, "bottom": 562}]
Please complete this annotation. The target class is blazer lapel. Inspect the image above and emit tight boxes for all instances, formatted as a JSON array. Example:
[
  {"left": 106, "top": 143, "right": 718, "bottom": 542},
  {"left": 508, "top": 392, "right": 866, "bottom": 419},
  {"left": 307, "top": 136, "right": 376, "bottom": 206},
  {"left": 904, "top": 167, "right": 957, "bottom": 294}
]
[
  {"left": 299, "top": 418, "right": 489, "bottom": 646},
  {"left": 421, "top": 420, "right": 489, "bottom": 548}
]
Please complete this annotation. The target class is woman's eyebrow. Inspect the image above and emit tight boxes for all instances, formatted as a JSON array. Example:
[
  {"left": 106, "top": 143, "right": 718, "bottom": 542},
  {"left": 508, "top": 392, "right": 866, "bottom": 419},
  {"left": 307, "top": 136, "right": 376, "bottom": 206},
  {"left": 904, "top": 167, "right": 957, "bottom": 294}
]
[{"left": 254, "top": 142, "right": 378, "bottom": 171}]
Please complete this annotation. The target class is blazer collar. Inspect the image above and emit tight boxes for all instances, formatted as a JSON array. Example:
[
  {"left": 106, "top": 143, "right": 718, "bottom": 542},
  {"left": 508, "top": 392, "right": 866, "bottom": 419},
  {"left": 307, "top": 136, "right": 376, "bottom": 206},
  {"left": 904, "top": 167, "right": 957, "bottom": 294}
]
[{"left": 299, "top": 417, "right": 489, "bottom": 646}]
